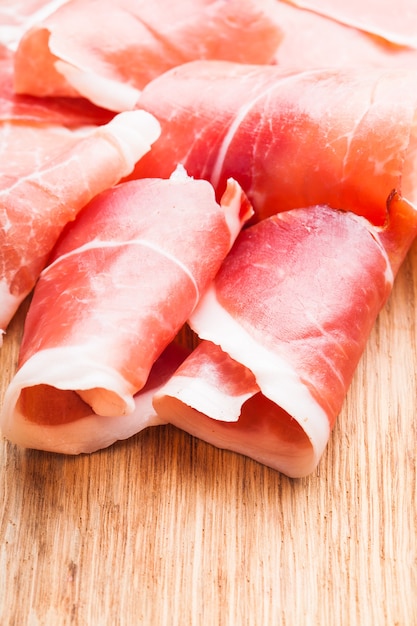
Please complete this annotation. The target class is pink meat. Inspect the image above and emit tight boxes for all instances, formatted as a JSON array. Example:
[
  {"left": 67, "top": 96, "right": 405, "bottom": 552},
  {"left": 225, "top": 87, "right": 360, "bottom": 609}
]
[
  {"left": 13, "top": 0, "right": 282, "bottom": 111},
  {"left": 0, "top": 341, "right": 190, "bottom": 455},
  {"left": 134, "top": 61, "right": 417, "bottom": 226},
  {"left": 153, "top": 194, "right": 417, "bottom": 477},
  {"left": 0, "top": 109, "right": 161, "bottom": 339},
  {"left": 0, "top": 49, "right": 113, "bottom": 126},
  {"left": 0, "top": 170, "right": 252, "bottom": 452}
]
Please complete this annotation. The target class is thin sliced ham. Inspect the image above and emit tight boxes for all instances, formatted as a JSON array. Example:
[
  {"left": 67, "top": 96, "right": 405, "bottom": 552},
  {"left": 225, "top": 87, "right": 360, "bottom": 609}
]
[
  {"left": 0, "top": 170, "right": 252, "bottom": 452},
  {"left": 153, "top": 193, "right": 417, "bottom": 477},
  {"left": 134, "top": 61, "right": 417, "bottom": 226},
  {"left": 0, "top": 109, "right": 160, "bottom": 341},
  {"left": 0, "top": 341, "right": 190, "bottom": 455},
  {"left": 13, "top": 0, "right": 282, "bottom": 111},
  {"left": 0, "top": 48, "right": 113, "bottom": 126}
]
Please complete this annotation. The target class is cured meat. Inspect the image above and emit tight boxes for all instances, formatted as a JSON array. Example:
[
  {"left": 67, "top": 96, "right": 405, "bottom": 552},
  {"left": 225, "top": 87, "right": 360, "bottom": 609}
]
[
  {"left": 0, "top": 170, "right": 252, "bottom": 452},
  {"left": 271, "top": 1, "right": 417, "bottom": 69},
  {"left": 0, "top": 109, "right": 160, "bottom": 342},
  {"left": 13, "top": 0, "right": 282, "bottom": 111},
  {"left": 284, "top": 0, "right": 417, "bottom": 48},
  {"left": 0, "top": 48, "right": 113, "bottom": 126},
  {"left": 0, "top": 341, "right": 190, "bottom": 455},
  {"left": 153, "top": 194, "right": 417, "bottom": 477},
  {"left": 134, "top": 61, "right": 417, "bottom": 226}
]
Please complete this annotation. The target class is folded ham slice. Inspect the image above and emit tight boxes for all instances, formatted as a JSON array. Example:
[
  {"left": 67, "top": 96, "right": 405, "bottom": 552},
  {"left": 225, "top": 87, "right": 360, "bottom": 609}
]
[
  {"left": 135, "top": 61, "right": 417, "bottom": 226},
  {"left": 1, "top": 341, "right": 190, "bottom": 455},
  {"left": 0, "top": 169, "right": 252, "bottom": 452},
  {"left": 0, "top": 109, "right": 160, "bottom": 342},
  {"left": 0, "top": 47, "right": 113, "bottom": 126},
  {"left": 153, "top": 193, "right": 417, "bottom": 477},
  {"left": 13, "top": 0, "right": 282, "bottom": 111}
]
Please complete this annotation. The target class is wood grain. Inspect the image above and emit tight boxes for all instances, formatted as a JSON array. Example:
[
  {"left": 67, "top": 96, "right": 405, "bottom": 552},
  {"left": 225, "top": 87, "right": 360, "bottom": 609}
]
[{"left": 1, "top": 241, "right": 416, "bottom": 626}]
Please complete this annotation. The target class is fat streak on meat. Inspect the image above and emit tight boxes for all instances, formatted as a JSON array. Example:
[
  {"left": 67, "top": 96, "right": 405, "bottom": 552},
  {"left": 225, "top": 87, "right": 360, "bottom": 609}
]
[
  {"left": 0, "top": 109, "right": 161, "bottom": 342},
  {"left": 134, "top": 61, "right": 417, "bottom": 226}
]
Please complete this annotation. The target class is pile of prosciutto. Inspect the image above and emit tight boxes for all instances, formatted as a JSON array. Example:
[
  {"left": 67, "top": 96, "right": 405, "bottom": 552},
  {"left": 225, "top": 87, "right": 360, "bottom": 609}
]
[{"left": 1, "top": 0, "right": 417, "bottom": 478}]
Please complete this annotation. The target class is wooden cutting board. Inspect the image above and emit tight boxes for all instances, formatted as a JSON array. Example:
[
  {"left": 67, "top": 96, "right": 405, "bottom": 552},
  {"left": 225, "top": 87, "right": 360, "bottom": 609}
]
[{"left": 0, "top": 241, "right": 416, "bottom": 625}]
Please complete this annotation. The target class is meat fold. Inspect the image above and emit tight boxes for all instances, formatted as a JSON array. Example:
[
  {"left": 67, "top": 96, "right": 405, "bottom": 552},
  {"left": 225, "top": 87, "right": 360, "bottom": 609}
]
[
  {"left": 134, "top": 61, "right": 417, "bottom": 226},
  {"left": 13, "top": 0, "right": 282, "bottom": 111},
  {"left": 153, "top": 194, "right": 417, "bottom": 478},
  {"left": 0, "top": 169, "right": 252, "bottom": 453},
  {"left": 0, "top": 47, "right": 113, "bottom": 126},
  {"left": 0, "top": 108, "right": 160, "bottom": 341}
]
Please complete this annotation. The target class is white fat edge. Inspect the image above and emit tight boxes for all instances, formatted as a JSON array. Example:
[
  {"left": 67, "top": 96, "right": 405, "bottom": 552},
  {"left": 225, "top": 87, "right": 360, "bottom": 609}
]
[
  {"left": 97, "top": 109, "right": 161, "bottom": 170},
  {"left": 154, "top": 374, "right": 318, "bottom": 478},
  {"left": 169, "top": 163, "right": 190, "bottom": 181},
  {"left": 0, "top": 400, "right": 156, "bottom": 455},
  {"left": 1, "top": 346, "right": 136, "bottom": 431},
  {"left": 1, "top": 348, "right": 164, "bottom": 454},
  {"left": 189, "top": 286, "right": 331, "bottom": 465},
  {"left": 54, "top": 60, "right": 142, "bottom": 113},
  {"left": 0, "top": 279, "right": 26, "bottom": 338},
  {"left": 42, "top": 237, "right": 200, "bottom": 308},
  {"left": 220, "top": 178, "right": 254, "bottom": 248},
  {"left": 0, "top": 25, "right": 26, "bottom": 50},
  {"left": 154, "top": 374, "right": 256, "bottom": 423}
]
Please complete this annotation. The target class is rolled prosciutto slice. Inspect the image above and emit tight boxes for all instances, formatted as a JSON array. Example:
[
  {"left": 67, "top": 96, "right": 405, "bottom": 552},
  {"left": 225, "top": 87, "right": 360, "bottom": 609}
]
[
  {"left": 153, "top": 193, "right": 417, "bottom": 477},
  {"left": 13, "top": 0, "right": 281, "bottom": 111},
  {"left": 0, "top": 169, "right": 252, "bottom": 453},
  {"left": 135, "top": 61, "right": 417, "bottom": 225},
  {"left": 0, "top": 341, "right": 190, "bottom": 455},
  {"left": 0, "top": 109, "right": 160, "bottom": 342}
]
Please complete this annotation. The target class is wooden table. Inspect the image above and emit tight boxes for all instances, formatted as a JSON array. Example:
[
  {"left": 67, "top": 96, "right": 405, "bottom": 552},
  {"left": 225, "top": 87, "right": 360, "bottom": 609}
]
[{"left": 1, "top": 241, "right": 416, "bottom": 626}]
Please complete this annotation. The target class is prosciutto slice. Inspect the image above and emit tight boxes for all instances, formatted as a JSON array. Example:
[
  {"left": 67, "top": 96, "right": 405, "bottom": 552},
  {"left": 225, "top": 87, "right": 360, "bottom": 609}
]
[
  {"left": 0, "top": 341, "right": 190, "bottom": 455},
  {"left": 0, "top": 109, "right": 160, "bottom": 341},
  {"left": 153, "top": 193, "right": 417, "bottom": 477},
  {"left": 0, "top": 170, "right": 252, "bottom": 453},
  {"left": 0, "top": 48, "right": 113, "bottom": 126},
  {"left": 135, "top": 61, "right": 417, "bottom": 225},
  {"left": 13, "top": 0, "right": 282, "bottom": 111}
]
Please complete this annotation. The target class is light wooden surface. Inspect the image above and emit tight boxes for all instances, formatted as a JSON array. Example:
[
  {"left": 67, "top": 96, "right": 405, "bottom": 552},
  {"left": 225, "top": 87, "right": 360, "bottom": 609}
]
[{"left": 0, "top": 241, "right": 416, "bottom": 626}]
